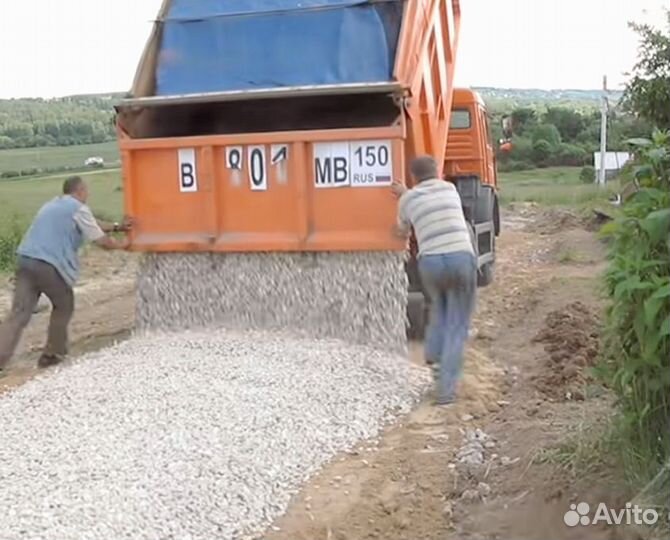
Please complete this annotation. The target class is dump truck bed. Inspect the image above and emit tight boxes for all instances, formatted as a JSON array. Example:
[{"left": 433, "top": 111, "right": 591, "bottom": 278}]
[
  {"left": 117, "top": 0, "right": 461, "bottom": 253},
  {"left": 120, "top": 126, "right": 406, "bottom": 252}
]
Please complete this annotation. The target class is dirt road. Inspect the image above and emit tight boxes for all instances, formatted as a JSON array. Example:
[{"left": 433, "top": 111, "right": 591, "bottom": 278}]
[
  {"left": 261, "top": 206, "right": 625, "bottom": 540},
  {"left": 1, "top": 206, "right": 628, "bottom": 539}
]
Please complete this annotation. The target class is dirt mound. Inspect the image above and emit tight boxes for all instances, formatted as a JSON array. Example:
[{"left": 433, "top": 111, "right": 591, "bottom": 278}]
[
  {"left": 459, "top": 347, "right": 505, "bottom": 416},
  {"left": 506, "top": 203, "right": 590, "bottom": 235},
  {"left": 533, "top": 208, "right": 587, "bottom": 235},
  {"left": 532, "top": 301, "right": 600, "bottom": 399}
]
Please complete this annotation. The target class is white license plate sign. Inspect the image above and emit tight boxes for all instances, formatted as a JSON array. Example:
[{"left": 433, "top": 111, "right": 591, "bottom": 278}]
[
  {"left": 314, "top": 140, "right": 392, "bottom": 188},
  {"left": 177, "top": 148, "right": 198, "bottom": 192}
]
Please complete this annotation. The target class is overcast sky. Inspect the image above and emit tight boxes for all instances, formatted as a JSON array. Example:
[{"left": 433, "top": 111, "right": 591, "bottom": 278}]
[{"left": 0, "top": 0, "right": 666, "bottom": 99}]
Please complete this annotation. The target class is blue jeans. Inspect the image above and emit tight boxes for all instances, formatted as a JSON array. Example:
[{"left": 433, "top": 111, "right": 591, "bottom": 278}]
[{"left": 419, "top": 251, "right": 476, "bottom": 403}]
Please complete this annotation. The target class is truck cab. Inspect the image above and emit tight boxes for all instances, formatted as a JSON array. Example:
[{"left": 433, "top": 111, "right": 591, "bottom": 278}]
[
  {"left": 406, "top": 88, "right": 500, "bottom": 338},
  {"left": 445, "top": 88, "right": 498, "bottom": 191},
  {"left": 446, "top": 88, "right": 501, "bottom": 264}
]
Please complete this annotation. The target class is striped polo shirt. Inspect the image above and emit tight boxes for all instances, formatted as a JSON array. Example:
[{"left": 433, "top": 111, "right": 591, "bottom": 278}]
[{"left": 398, "top": 179, "right": 474, "bottom": 256}]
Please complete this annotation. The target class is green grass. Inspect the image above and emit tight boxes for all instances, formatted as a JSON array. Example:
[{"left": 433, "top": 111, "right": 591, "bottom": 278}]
[
  {"left": 0, "top": 142, "right": 119, "bottom": 174},
  {"left": 499, "top": 166, "right": 617, "bottom": 206},
  {"left": 0, "top": 170, "right": 123, "bottom": 235}
]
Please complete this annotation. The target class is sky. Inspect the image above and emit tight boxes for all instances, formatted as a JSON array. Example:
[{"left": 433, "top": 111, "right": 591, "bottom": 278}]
[{"left": 0, "top": 0, "right": 666, "bottom": 99}]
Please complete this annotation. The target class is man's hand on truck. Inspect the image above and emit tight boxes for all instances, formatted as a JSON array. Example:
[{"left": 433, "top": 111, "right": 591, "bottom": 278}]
[
  {"left": 97, "top": 215, "right": 134, "bottom": 234},
  {"left": 391, "top": 179, "right": 408, "bottom": 198},
  {"left": 94, "top": 216, "right": 133, "bottom": 251}
]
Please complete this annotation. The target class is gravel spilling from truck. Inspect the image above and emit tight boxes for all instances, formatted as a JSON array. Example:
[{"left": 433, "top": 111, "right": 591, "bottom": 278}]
[
  {"left": 136, "top": 252, "right": 409, "bottom": 354},
  {"left": 0, "top": 329, "right": 429, "bottom": 540}
]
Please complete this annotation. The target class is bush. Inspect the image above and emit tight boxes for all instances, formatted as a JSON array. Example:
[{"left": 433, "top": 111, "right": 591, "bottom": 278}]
[
  {"left": 0, "top": 171, "right": 20, "bottom": 178},
  {"left": 498, "top": 160, "right": 534, "bottom": 172},
  {"left": 0, "top": 220, "right": 23, "bottom": 272},
  {"left": 509, "top": 136, "right": 534, "bottom": 163},
  {"left": 556, "top": 143, "right": 589, "bottom": 166},
  {"left": 20, "top": 168, "right": 40, "bottom": 177},
  {"left": 580, "top": 165, "right": 595, "bottom": 183},
  {"left": 532, "top": 139, "right": 552, "bottom": 166},
  {"left": 598, "top": 130, "right": 670, "bottom": 484},
  {"left": 531, "top": 123, "right": 562, "bottom": 147}
]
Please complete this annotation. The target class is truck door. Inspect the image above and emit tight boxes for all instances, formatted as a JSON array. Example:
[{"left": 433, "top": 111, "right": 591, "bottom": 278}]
[{"left": 479, "top": 107, "right": 496, "bottom": 187}]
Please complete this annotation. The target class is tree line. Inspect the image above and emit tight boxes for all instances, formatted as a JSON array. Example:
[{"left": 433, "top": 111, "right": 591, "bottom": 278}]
[
  {"left": 492, "top": 104, "right": 653, "bottom": 173},
  {"left": 0, "top": 95, "right": 119, "bottom": 149}
]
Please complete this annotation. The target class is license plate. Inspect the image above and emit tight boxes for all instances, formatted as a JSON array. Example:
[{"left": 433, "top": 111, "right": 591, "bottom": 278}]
[{"left": 313, "top": 140, "right": 393, "bottom": 188}]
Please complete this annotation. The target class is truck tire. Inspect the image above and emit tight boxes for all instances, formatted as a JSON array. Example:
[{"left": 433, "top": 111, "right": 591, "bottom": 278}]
[
  {"left": 476, "top": 229, "right": 495, "bottom": 287},
  {"left": 474, "top": 185, "right": 495, "bottom": 224},
  {"left": 477, "top": 261, "right": 495, "bottom": 287},
  {"left": 406, "top": 291, "right": 426, "bottom": 340}
]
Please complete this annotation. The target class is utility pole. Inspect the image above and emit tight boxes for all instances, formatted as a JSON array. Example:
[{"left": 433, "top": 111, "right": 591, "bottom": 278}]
[{"left": 598, "top": 75, "right": 608, "bottom": 186}]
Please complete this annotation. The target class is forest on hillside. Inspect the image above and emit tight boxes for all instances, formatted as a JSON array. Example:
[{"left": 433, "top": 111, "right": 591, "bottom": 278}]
[
  {"left": 0, "top": 95, "right": 121, "bottom": 149},
  {"left": 490, "top": 105, "right": 652, "bottom": 171}
]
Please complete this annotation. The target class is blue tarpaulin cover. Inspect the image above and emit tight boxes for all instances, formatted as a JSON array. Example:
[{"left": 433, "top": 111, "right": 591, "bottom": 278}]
[{"left": 155, "top": 0, "right": 403, "bottom": 96}]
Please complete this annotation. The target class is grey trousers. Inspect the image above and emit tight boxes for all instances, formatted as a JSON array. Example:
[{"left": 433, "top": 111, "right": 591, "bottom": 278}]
[{"left": 0, "top": 256, "right": 74, "bottom": 369}]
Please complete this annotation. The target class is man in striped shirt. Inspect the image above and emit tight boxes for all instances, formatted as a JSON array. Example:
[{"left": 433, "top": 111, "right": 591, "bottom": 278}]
[{"left": 393, "top": 156, "right": 476, "bottom": 405}]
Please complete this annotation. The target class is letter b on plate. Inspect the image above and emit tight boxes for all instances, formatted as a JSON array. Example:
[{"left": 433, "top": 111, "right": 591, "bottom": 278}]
[{"left": 178, "top": 148, "right": 198, "bottom": 192}]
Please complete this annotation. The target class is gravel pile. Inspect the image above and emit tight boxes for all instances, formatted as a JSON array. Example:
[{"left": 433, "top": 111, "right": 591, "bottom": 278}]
[
  {"left": 0, "top": 329, "right": 429, "bottom": 540},
  {"left": 136, "top": 252, "right": 408, "bottom": 354}
]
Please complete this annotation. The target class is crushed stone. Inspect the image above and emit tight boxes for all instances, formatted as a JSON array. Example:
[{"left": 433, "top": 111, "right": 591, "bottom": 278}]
[
  {"left": 0, "top": 329, "right": 430, "bottom": 540},
  {"left": 136, "top": 252, "right": 408, "bottom": 354}
]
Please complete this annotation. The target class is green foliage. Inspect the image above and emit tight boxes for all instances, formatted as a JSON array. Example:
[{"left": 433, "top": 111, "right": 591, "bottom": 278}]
[
  {"left": 496, "top": 93, "right": 652, "bottom": 170},
  {"left": 532, "top": 139, "right": 552, "bottom": 165},
  {"left": 0, "top": 95, "right": 119, "bottom": 150},
  {"left": 510, "top": 107, "right": 537, "bottom": 135},
  {"left": 543, "top": 107, "right": 587, "bottom": 141},
  {"left": 498, "top": 159, "right": 534, "bottom": 172},
  {"left": 598, "top": 130, "right": 670, "bottom": 483},
  {"left": 531, "top": 123, "right": 562, "bottom": 147},
  {"left": 580, "top": 165, "right": 595, "bottom": 183},
  {"left": 622, "top": 11, "right": 670, "bottom": 130},
  {"left": 0, "top": 218, "right": 23, "bottom": 273},
  {"left": 556, "top": 143, "right": 589, "bottom": 167},
  {"left": 507, "top": 135, "right": 533, "bottom": 163}
]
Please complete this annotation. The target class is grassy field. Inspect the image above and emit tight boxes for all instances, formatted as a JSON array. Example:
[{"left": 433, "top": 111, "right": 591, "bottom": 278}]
[
  {"left": 498, "top": 166, "right": 616, "bottom": 206},
  {"left": 0, "top": 170, "right": 123, "bottom": 231},
  {"left": 0, "top": 169, "right": 123, "bottom": 271},
  {"left": 0, "top": 142, "right": 119, "bottom": 173}
]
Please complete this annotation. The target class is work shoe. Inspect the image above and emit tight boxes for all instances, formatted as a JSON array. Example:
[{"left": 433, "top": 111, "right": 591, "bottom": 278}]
[
  {"left": 37, "top": 354, "right": 64, "bottom": 368},
  {"left": 435, "top": 395, "right": 455, "bottom": 406}
]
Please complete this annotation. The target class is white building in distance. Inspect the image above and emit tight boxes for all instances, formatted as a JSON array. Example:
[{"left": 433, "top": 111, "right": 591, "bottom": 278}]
[{"left": 593, "top": 151, "right": 631, "bottom": 181}]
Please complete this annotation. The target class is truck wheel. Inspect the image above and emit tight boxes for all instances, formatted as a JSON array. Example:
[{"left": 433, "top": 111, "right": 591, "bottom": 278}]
[
  {"left": 477, "top": 261, "right": 495, "bottom": 287},
  {"left": 406, "top": 291, "right": 426, "bottom": 340},
  {"left": 475, "top": 185, "right": 495, "bottom": 224}
]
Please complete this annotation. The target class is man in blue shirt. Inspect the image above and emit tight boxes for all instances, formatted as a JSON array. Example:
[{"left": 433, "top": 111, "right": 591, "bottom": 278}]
[{"left": 0, "top": 176, "right": 131, "bottom": 373}]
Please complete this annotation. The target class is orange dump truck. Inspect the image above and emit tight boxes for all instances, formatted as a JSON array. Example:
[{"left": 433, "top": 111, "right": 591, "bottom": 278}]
[{"left": 116, "top": 0, "right": 499, "bottom": 336}]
